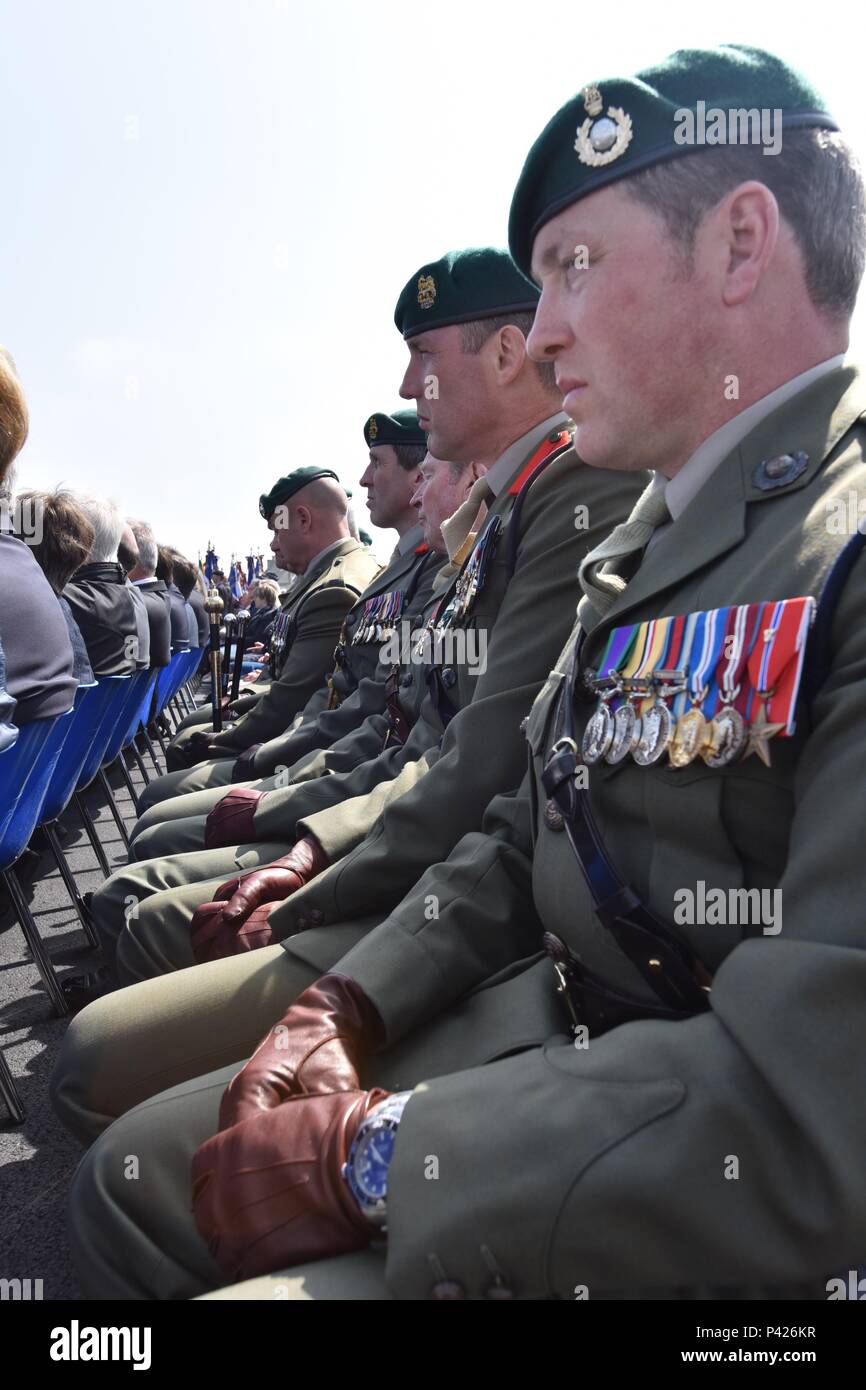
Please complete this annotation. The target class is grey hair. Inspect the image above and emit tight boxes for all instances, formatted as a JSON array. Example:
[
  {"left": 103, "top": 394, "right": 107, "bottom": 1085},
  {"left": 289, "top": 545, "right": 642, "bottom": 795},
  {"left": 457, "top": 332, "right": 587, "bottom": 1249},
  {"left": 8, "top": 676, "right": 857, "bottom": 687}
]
[
  {"left": 127, "top": 517, "right": 159, "bottom": 575},
  {"left": 68, "top": 492, "right": 125, "bottom": 563}
]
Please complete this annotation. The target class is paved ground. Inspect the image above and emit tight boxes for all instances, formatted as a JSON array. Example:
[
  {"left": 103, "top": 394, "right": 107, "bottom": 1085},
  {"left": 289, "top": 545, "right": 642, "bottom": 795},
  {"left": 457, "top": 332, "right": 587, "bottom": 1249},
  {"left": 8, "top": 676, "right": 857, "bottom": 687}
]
[{"left": 0, "top": 717, "right": 188, "bottom": 1301}]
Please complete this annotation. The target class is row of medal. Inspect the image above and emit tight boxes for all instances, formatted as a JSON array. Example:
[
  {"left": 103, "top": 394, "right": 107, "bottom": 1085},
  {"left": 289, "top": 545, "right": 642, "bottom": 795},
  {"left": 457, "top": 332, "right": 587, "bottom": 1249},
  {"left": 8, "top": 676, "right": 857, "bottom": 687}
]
[
  {"left": 581, "top": 597, "right": 815, "bottom": 769},
  {"left": 351, "top": 589, "right": 406, "bottom": 645}
]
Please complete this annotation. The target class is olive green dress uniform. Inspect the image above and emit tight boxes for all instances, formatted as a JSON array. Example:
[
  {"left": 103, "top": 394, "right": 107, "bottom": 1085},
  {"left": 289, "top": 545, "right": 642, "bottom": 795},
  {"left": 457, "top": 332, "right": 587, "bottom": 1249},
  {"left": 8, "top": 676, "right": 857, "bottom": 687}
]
[
  {"left": 138, "top": 524, "right": 438, "bottom": 809},
  {"left": 61, "top": 362, "right": 866, "bottom": 1300},
  {"left": 164, "top": 537, "right": 381, "bottom": 771},
  {"left": 57, "top": 411, "right": 647, "bottom": 1095}
]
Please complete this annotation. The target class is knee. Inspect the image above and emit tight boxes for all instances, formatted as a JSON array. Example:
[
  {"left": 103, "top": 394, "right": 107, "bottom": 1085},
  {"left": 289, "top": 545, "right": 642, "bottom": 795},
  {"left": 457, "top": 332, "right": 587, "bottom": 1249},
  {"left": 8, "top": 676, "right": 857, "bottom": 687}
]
[{"left": 50, "top": 1010, "right": 111, "bottom": 1146}]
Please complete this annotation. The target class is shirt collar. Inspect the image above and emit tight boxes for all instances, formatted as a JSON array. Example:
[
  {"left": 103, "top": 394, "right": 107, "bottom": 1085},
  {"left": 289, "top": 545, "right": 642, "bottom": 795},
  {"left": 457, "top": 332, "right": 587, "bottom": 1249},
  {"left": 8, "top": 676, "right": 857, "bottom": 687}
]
[
  {"left": 484, "top": 410, "right": 572, "bottom": 497},
  {"left": 396, "top": 521, "right": 425, "bottom": 556},
  {"left": 662, "top": 354, "right": 847, "bottom": 522}
]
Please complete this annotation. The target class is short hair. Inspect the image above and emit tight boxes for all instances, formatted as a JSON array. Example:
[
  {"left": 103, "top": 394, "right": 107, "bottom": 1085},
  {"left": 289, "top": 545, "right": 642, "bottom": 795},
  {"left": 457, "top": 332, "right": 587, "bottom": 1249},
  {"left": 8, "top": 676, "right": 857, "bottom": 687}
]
[
  {"left": 624, "top": 128, "right": 866, "bottom": 319},
  {"left": 169, "top": 549, "right": 198, "bottom": 599},
  {"left": 393, "top": 442, "right": 427, "bottom": 472},
  {"left": 118, "top": 528, "right": 139, "bottom": 573},
  {"left": 68, "top": 492, "right": 125, "bottom": 563},
  {"left": 254, "top": 579, "right": 279, "bottom": 606},
  {"left": 127, "top": 518, "right": 158, "bottom": 575},
  {"left": 17, "top": 489, "right": 96, "bottom": 592},
  {"left": 460, "top": 311, "right": 558, "bottom": 392},
  {"left": 447, "top": 458, "right": 476, "bottom": 482},
  {"left": 0, "top": 348, "right": 28, "bottom": 491},
  {"left": 156, "top": 545, "right": 174, "bottom": 584}
]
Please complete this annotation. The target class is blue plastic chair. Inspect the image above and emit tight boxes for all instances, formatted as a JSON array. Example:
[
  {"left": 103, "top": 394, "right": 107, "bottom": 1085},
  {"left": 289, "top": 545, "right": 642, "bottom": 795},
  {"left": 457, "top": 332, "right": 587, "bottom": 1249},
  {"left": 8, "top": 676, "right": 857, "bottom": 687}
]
[
  {"left": 0, "top": 710, "right": 75, "bottom": 1023},
  {"left": 38, "top": 680, "right": 122, "bottom": 937},
  {"left": 72, "top": 674, "right": 135, "bottom": 876},
  {"left": 90, "top": 670, "right": 156, "bottom": 850}
]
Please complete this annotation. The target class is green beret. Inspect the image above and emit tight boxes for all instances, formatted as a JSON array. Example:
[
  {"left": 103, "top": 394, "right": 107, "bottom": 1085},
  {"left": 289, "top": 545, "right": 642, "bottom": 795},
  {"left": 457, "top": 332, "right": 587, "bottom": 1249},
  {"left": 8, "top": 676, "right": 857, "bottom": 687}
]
[
  {"left": 508, "top": 44, "right": 838, "bottom": 277},
  {"left": 359, "top": 529, "right": 373, "bottom": 546},
  {"left": 259, "top": 466, "right": 341, "bottom": 520},
  {"left": 364, "top": 408, "right": 427, "bottom": 449},
  {"left": 394, "top": 247, "right": 539, "bottom": 339}
]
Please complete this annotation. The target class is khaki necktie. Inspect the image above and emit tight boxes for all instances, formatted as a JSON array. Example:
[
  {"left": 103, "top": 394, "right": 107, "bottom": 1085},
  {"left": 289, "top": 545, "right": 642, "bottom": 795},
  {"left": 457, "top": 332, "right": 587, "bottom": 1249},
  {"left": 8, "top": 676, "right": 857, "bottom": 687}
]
[
  {"left": 578, "top": 475, "right": 670, "bottom": 621},
  {"left": 436, "top": 475, "right": 494, "bottom": 588}
]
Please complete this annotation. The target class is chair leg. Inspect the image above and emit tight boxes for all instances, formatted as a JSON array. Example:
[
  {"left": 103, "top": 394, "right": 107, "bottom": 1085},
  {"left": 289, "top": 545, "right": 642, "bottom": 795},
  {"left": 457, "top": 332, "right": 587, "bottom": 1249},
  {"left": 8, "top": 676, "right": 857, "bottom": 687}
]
[
  {"left": 175, "top": 685, "right": 192, "bottom": 716},
  {"left": 129, "top": 738, "right": 151, "bottom": 785},
  {"left": 2, "top": 868, "right": 68, "bottom": 1016},
  {"left": 117, "top": 750, "right": 139, "bottom": 802},
  {"left": 73, "top": 791, "right": 112, "bottom": 878},
  {"left": 141, "top": 726, "right": 163, "bottom": 776},
  {"left": 96, "top": 767, "right": 131, "bottom": 850},
  {"left": 0, "top": 1046, "right": 24, "bottom": 1125},
  {"left": 42, "top": 822, "right": 99, "bottom": 948}
]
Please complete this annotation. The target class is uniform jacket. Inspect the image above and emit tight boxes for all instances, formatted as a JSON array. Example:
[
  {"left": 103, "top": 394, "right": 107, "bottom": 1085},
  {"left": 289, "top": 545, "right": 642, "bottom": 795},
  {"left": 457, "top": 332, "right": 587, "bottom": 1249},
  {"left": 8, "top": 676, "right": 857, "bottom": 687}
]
[
  {"left": 247, "top": 524, "right": 441, "bottom": 777},
  {"left": 333, "top": 364, "right": 866, "bottom": 1299},
  {"left": 187, "top": 588, "right": 210, "bottom": 648},
  {"left": 205, "top": 538, "right": 382, "bottom": 754},
  {"left": 259, "top": 420, "right": 648, "bottom": 940}
]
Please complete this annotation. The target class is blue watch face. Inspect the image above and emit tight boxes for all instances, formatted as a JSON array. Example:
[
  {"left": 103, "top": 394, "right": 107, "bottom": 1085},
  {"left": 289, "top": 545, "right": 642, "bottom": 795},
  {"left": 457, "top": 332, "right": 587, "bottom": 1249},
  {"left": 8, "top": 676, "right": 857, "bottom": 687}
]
[{"left": 353, "top": 1123, "right": 397, "bottom": 1202}]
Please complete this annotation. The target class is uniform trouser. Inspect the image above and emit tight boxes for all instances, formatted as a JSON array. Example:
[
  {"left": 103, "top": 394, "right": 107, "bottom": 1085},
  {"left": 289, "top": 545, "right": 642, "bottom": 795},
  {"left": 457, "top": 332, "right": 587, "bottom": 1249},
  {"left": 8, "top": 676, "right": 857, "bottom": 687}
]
[
  {"left": 58, "top": 945, "right": 556, "bottom": 1298},
  {"left": 89, "top": 846, "right": 292, "bottom": 984},
  {"left": 136, "top": 758, "right": 238, "bottom": 815}
]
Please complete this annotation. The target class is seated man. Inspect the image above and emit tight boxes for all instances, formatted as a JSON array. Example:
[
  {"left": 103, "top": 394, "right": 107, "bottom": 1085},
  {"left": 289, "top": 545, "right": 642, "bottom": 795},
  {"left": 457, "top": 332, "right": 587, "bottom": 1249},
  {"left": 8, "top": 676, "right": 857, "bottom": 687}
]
[
  {"left": 161, "top": 468, "right": 381, "bottom": 774},
  {"left": 125, "top": 518, "right": 172, "bottom": 669},
  {"left": 57, "top": 45, "right": 866, "bottom": 1302},
  {"left": 157, "top": 546, "right": 191, "bottom": 653}
]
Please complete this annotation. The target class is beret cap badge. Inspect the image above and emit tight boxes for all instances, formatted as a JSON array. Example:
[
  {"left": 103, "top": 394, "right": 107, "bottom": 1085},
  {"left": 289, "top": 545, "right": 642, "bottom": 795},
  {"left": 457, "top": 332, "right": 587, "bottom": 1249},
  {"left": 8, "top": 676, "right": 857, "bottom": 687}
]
[
  {"left": 368, "top": 416, "right": 378, "bottom": 440},
  {"left": 417, "top": 273, "right": 437, "bottom": 309},
  {"left": 574, "top": 84, "right": 633, "bottom": 167}
]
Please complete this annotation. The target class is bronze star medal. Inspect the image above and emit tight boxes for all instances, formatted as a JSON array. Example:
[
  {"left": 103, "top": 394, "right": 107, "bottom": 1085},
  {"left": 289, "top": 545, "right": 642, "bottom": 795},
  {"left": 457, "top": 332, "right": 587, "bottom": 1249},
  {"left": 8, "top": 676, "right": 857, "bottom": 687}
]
[{"left": 743, "top": 700, "right": 785, "bottom": 767}]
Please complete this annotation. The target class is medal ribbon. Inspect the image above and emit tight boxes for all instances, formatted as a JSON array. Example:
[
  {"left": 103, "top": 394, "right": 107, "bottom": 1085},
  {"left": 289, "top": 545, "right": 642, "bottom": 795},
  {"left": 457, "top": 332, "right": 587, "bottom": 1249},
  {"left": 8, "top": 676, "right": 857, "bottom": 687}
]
[
  {"left": 745, "top": 596, "right": 815, "bottom": 733},
  {"left": 599, "top": 622, "right": 640, "bottom": 682},
  {"left": 706, "top": 603, "right": 758, "bottom": 717},
  {"left": 633, "top": 616, "right": 673, "bottom": 713},
  {"left": 670, "top": 610, "right": 703, "bottom": 718}
]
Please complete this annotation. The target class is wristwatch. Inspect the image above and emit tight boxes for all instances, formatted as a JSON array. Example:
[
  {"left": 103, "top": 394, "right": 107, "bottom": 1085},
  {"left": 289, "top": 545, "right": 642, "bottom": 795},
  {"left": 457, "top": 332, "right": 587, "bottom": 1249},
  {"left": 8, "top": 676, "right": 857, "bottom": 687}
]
[{"left": 343, "top": 1092, "right": 412, "bottom": 1229}]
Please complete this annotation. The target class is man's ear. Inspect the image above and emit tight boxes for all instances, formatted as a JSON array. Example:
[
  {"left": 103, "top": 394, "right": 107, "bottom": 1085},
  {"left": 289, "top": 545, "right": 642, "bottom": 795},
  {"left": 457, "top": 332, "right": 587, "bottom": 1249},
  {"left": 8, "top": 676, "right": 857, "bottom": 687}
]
[
  {"left": 295, "top": 504, "right": 313, "bottom": 532},
  {"left": 490, "top": 324, "right": 528, "bottom": 387},
  {"left": 716, "top": 180, "right": 780, "bottom": 308}
]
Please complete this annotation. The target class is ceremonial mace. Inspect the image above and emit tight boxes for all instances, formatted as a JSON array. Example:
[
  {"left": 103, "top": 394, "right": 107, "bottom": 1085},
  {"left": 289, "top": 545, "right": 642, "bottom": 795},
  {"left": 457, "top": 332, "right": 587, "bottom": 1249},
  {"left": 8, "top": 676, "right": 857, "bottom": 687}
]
[
  {"left": 222, "top": 613, "right": 237, "bottom": 700},
  {"left": 230, "top": 608, "right": 251, "bottom": 704},
  {"left": 204, "top": 588, "right": 225, "bottom": 732}
]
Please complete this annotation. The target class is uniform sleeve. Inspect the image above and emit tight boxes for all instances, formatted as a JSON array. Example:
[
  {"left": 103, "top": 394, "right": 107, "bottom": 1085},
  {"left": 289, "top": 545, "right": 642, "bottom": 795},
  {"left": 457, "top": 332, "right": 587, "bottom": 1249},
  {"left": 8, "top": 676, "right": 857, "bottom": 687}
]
[
  {"left": 208, "top": 583, "right": 356, "bottom": 752},
  {"left": 383, "top": 558, "right": 866, "bottom": 1298},
  {"left": 288, "top": 460, "right": 644, "bottom": 924},
  {"left": 250, "top": 669, "right": 390, "bottom": 777}
]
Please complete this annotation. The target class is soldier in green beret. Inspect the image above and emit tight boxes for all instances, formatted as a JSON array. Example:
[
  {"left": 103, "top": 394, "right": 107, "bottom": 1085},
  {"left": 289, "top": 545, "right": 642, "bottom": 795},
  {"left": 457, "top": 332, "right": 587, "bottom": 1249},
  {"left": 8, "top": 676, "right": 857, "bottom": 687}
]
[{"left": 114, "top": 42, "right": 866, "bottom": 1300}]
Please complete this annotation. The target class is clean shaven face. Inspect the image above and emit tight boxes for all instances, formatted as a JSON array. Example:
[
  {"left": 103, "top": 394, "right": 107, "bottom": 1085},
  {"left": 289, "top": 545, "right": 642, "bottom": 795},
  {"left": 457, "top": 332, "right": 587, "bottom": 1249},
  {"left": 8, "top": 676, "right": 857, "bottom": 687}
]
[{"left": 527, "top": 182, "right": 714, "bottom": 476}]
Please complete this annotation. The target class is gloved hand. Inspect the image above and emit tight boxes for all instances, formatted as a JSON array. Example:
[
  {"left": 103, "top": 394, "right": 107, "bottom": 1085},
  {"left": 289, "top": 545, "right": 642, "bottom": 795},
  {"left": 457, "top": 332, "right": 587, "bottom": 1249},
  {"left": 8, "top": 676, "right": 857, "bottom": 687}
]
[
  {"left": 192, "top": 1088, "right": 388, "bottom": 1280},
  {"left": 204, "top": 787, "right": 265, "bottom": 849},
  {"left": 189, "top": 835, "right": 329, "bottom": 965},
  {"left": 190, "top": 901, "right": 276, "bottom": 965},
  {"left": 231, "top": 743, "right": 262, "bottom": 783},
  {"left": 185, "top": 730, "right": 219, "bottom": 764},
  {"left": 219, "top": 972, "right": 384, "bottom": 1128}
]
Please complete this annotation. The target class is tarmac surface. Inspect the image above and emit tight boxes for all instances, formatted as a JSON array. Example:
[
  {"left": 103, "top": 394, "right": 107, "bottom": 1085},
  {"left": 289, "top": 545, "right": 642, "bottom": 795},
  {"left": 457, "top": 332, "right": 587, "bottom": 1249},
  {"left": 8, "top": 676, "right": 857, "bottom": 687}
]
[{"left": 0, "top": 714, "right": 191, "bottom": 1301}]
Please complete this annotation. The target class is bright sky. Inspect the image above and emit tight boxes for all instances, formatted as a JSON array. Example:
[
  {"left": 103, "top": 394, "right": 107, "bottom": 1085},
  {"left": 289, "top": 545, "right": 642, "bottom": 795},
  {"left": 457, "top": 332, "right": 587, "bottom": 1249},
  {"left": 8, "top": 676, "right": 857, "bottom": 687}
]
[{"left": 3, "top": 0, "right": 864, "bottom": 568}]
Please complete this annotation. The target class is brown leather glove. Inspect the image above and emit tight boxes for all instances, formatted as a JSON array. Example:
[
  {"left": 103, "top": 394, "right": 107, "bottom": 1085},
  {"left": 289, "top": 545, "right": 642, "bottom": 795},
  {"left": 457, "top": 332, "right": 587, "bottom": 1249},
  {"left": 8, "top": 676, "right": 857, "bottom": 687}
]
[
  {"left": 231, "top": 743, "right": 262, "bottom": 783},
  {"left": 219, "top": 972, "right": 384, "bottom": 1129},
  {"left": 192, "top": 1088, "right": 388, "bottom": 1280},
  {"left": 188, "top": 837, "right": 328, "bottom": 964},
  {"left": 190, "top": 901, "right": 276, "bottom": 965},
  {"left": 204, "top": 786, "right": 265, "bottom": 849}
]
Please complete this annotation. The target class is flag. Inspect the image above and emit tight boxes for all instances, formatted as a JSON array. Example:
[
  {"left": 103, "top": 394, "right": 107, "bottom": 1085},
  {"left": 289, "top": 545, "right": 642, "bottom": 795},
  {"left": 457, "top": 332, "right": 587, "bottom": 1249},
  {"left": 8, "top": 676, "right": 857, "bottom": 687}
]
[
  {"left": 229, "top": 561, "right": 243, "bottom": 600},
  {"left": 246, "top": 554, "right": 255, "bottom": 585},
  {"left": 204, "top": 546, "right": 218, "bottom": 582}
]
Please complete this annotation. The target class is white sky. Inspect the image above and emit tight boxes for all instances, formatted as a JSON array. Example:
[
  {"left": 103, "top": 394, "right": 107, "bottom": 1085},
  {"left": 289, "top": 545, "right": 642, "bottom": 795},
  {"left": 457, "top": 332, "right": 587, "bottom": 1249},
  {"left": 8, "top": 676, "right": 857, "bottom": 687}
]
[{"left": 3, "top": 0, "right": 864, "bottom": 566}]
